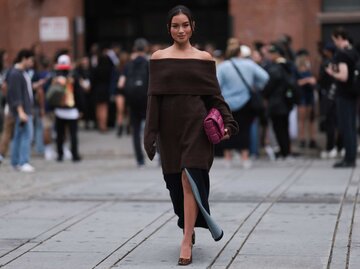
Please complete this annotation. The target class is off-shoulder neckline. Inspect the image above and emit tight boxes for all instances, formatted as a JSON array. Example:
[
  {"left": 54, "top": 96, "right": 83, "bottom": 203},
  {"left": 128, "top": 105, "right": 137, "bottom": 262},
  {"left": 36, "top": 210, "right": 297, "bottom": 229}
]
[{"left": 150, "top": 58, "right": 215, "bottom": 63}]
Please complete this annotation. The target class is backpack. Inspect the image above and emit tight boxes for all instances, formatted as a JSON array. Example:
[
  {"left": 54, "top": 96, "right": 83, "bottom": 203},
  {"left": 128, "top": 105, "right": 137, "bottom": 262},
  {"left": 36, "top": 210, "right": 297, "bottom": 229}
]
[
  {"left": 46, "top": 83, "right": 65, "bottom": 107},
  {"left": 124, "top": 58, "right": 149, "bottom": 109},
  {"left": 280, "top": 66, "right": 300, "bottom": 109}
]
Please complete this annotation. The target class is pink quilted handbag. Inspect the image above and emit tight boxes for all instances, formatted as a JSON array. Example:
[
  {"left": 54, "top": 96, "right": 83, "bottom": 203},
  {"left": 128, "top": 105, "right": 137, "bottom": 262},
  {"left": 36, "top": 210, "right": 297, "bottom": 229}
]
[{"left": 203, "top": 108, "right": 225, "bottom": 144}]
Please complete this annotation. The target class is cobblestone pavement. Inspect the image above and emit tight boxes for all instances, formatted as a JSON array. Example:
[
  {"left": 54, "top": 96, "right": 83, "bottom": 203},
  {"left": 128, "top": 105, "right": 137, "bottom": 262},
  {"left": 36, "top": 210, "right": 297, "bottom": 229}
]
[{"left": 0, "top": 130, "right": 359, "bottom": 268}]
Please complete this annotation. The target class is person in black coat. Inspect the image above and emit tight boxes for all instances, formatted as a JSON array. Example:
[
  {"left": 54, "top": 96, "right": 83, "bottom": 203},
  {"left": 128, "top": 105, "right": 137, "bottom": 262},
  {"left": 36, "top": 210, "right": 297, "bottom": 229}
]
[
  {"left": 326, "top": 27, "right": 359, "bottom": 168},
  {"left": 263, "top": 44, "right": 295, "bottom": 159},
  {"left": 91, "top": 47, "right": 114, "bottom": 132}
]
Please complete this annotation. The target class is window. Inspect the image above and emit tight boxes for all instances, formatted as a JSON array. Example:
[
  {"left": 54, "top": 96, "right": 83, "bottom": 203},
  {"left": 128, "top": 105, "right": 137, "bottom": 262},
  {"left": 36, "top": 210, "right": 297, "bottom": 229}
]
[{"left": 323, "top": 0, "right": 360, "bottom": 12}]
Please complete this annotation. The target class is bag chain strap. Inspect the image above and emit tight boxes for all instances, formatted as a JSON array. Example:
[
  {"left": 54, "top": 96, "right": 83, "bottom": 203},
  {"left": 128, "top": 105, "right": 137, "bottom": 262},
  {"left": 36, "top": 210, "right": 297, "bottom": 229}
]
[{"left": 230, "top": 60, "right": 253, "bottom": 94}]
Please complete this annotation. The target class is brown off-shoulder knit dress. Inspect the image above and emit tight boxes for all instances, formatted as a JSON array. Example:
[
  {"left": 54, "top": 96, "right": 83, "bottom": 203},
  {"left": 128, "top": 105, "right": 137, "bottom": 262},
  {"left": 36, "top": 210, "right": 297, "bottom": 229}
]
[{"left": 144, "top": 58, "right": 238, "bottom": 238}]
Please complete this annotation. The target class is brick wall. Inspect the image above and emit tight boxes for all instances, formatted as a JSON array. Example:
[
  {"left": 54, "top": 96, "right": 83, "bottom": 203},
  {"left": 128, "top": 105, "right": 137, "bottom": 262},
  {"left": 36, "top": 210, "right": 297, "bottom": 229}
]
[
  {"left": 0, "top": 0, "right": 323, "bottom": 67},
  {"left": 229, "top": 0, "right": 322, "bottom": 66},
  {"left": 0, "top": 0, "right": 84, "bottom": 62}
]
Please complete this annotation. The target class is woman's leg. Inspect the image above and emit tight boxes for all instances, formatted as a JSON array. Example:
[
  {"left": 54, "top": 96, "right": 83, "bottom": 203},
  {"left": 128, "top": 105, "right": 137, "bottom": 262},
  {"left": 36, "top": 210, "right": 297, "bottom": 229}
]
[
  {"left": 223, "top": 150, "right": 232, "bottom": 160},
  {"left": 0, "top": 113, "right": 15, "bottom": 157},
  {"left": 297, "top": 105, "right": 306, "bottom": 143},
  {"left": 96, "top": 103, "right": 108, "bottom": 132},
  {"left": 180, "top": 170, "right": 198, "bottom": 259},
  {"left": 307, "top": 105, "right": 317, "bottom": 142},
  {"left": 115, "top": 95, "right": 125, "bottom": 134},
  {"left": 238, "top": 111, "right": 254, "bottom": 165}
]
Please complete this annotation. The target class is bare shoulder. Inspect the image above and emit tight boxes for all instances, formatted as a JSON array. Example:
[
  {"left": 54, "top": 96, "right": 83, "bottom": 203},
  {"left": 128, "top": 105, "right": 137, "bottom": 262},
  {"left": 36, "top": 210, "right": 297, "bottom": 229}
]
[
  {"left": 151, "top": 49, "right": 165, "bottom": 60},
  {"left": 151, "top": 47, "right": 172, "bottom": 60},
  {"left": 193, "top": 48, "right": 213, "bottom": 61}
]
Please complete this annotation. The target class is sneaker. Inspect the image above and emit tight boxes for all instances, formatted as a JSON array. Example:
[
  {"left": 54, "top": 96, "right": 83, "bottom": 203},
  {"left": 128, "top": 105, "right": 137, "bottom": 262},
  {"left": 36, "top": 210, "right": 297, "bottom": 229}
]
[
  {"left": 328, "top": 148, "right": 338, "bottom": 158},
  {"left": 44, "top": 146, "right": 55, "bottom": 161},
  {"left": 12, "top": 165, "right": 20, "bottom": 171},
  {"left": 19, "top": 163, "right": 35, "bottom": 172},
  {"left": 138, "top": 163, "right": 146, "bottom": 169},
  {"left": 242, "top": 159, "right": 252, "bottom": 169},
  {"left": 0, "top": 154, "right": 4, "bottom": 165},
  {"left": 340, "top": 149, "right": 346, "bottom": 158},
  {"left": 284, "top": 155, "right": 296, "bottom": 163},
  {"left": 72, "top": 155, "right": 82, "bottom": 163},
  {"left": 320, "top": 150, "right": 328, "bottom": 159},
  {"left": 333, "top": 160, "right": 356, "bottom": 168},
  {"left": 63, "top": 146, "right": 72, "bottom": 160},
  {"left": 265, "top": 145, "right": 276, "bottom": 161}
]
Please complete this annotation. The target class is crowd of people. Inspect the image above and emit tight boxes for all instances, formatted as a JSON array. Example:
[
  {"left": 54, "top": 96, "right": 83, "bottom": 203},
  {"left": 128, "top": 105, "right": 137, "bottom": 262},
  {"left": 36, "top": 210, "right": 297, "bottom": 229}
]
[
  {"left": 213, "top": 28, "right": 360, "bottom": 169},
  {"left": 0, "top": 27, "right": 359, "bottom": 172},
  {"left": 0, "top": 39, "right": 154, "bottom": 171}
]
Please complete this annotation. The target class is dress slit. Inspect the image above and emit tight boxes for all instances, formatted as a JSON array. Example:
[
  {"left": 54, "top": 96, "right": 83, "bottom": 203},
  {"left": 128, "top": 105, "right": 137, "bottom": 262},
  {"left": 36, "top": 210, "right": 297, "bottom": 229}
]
[{"left": 163, "top": 168, "right": 224, "bottom": 241}]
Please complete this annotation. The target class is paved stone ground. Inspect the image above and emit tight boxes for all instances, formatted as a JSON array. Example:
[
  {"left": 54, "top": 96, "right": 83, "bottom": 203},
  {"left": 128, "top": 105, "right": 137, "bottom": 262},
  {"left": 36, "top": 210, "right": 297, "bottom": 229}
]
[{"left": 0, "top": 130, "right": 359, "bottom": 269}]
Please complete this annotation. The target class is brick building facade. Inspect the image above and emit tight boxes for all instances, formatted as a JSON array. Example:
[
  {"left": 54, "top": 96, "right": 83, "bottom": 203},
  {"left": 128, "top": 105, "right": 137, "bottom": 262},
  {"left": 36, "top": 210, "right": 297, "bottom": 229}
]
[
  {"left": 0, "top": 0, "right": 84, "bottom": 63},
  {"left": 0, "top": 0, "right": 359, "bottom": 68},
  {"left": 230, "top": 0, "right": 322, "bottom": 57}
]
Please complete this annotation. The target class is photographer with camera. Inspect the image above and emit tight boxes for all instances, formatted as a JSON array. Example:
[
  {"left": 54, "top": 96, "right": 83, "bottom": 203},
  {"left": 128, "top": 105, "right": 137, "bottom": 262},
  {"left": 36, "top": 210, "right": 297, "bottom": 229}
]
[{"left": 326, "top": 28, "right": 359, "bottom": 168}]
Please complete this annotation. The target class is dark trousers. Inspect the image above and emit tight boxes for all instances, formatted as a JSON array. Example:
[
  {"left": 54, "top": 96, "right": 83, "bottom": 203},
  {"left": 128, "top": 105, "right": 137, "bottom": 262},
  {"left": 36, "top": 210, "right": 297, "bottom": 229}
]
[
  {"left": 325, "top": 103, "right": 342, "bottom": 151},
  {"left": 271, "top": 114, "right": 290, "bottom": 157},
  {"left": 222, "top": 102, "right": 254, "bottom": 151},
  {"left": 130, "top": 111, "right": 145, "bottom": 165},
  {"left": 336, "top": 96, "right": 357, "bottom": 163},
  {"left": 55, "top": 117, "right": 79, "bottom": 160},
  {"left": 84, "top": 92, "right": 95, "bottom": 126}
]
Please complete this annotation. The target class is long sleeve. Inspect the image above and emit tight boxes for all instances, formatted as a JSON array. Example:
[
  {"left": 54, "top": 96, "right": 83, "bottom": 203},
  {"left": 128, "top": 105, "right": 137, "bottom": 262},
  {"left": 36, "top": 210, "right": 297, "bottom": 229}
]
[
  {"left": 262, "top": 65, "right": 282, "bottom": 99},
  {"left": 144, "top": 95, "right": 160, "bottom": 160},
  {"left": 74, "top": 81, "right": 85, "bottom": 113},
  {"left": 202, "top": 94, "right": 239, "bottom": 136},
  {"left": 253, "top": 63, "right": 270, "bottom": 90},
  {"left": 7, "top": 71, "right": 23, "bottom": 109}
]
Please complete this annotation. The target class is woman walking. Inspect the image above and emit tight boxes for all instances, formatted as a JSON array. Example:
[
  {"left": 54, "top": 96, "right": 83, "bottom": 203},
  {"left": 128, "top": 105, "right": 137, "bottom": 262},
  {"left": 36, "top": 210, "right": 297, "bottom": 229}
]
[{"left": 144, "top": 5, "right": 238, "bottom": 265}]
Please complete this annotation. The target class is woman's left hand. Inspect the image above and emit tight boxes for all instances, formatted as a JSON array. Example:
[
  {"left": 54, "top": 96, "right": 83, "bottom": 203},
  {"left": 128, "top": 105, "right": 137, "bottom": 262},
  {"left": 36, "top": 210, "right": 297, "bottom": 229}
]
[{"left": 222, "top": 128, "right": 230, "bottom": 141}]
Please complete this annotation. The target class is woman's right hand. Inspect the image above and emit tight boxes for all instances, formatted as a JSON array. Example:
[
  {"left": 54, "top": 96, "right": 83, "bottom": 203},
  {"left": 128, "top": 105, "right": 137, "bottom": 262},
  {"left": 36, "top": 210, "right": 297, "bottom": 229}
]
[
  {"left": 222, "top": 128, "right": 230, "bottom": 141},
  {"left": 145, "top": 140, "right": 156, "bottom": 160}
]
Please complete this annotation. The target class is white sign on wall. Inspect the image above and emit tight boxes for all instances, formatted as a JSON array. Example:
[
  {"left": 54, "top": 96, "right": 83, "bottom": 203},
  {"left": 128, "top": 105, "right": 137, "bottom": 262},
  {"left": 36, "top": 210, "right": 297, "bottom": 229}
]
[{"left": 39, "top": 17, "right": 69, "bottom": 42}]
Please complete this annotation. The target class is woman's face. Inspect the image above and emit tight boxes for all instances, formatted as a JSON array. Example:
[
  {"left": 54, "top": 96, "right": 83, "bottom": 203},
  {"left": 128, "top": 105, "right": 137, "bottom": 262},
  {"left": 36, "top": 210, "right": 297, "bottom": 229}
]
[{"left": 169, "top": 13, "right": 193, "bottom": 44}]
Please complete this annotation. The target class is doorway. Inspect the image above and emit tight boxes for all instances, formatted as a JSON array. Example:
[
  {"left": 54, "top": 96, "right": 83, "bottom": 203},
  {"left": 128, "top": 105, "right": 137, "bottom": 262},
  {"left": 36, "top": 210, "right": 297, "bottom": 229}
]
[{"left": 84, "top": 0, "right": 229, "bottom": 52}]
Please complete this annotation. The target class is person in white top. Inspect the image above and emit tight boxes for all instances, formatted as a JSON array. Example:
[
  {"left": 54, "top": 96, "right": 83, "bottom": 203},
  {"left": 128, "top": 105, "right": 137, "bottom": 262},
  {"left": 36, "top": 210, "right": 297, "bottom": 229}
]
[{"left": 51, "top": 55, "right": 84, "bottom": 162}]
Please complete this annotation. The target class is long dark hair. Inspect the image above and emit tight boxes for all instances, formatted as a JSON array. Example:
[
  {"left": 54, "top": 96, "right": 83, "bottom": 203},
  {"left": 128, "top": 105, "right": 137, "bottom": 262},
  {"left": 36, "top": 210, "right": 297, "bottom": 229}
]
[{"left": 167, "top": 5, "right": 195, "bottom": 33}]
